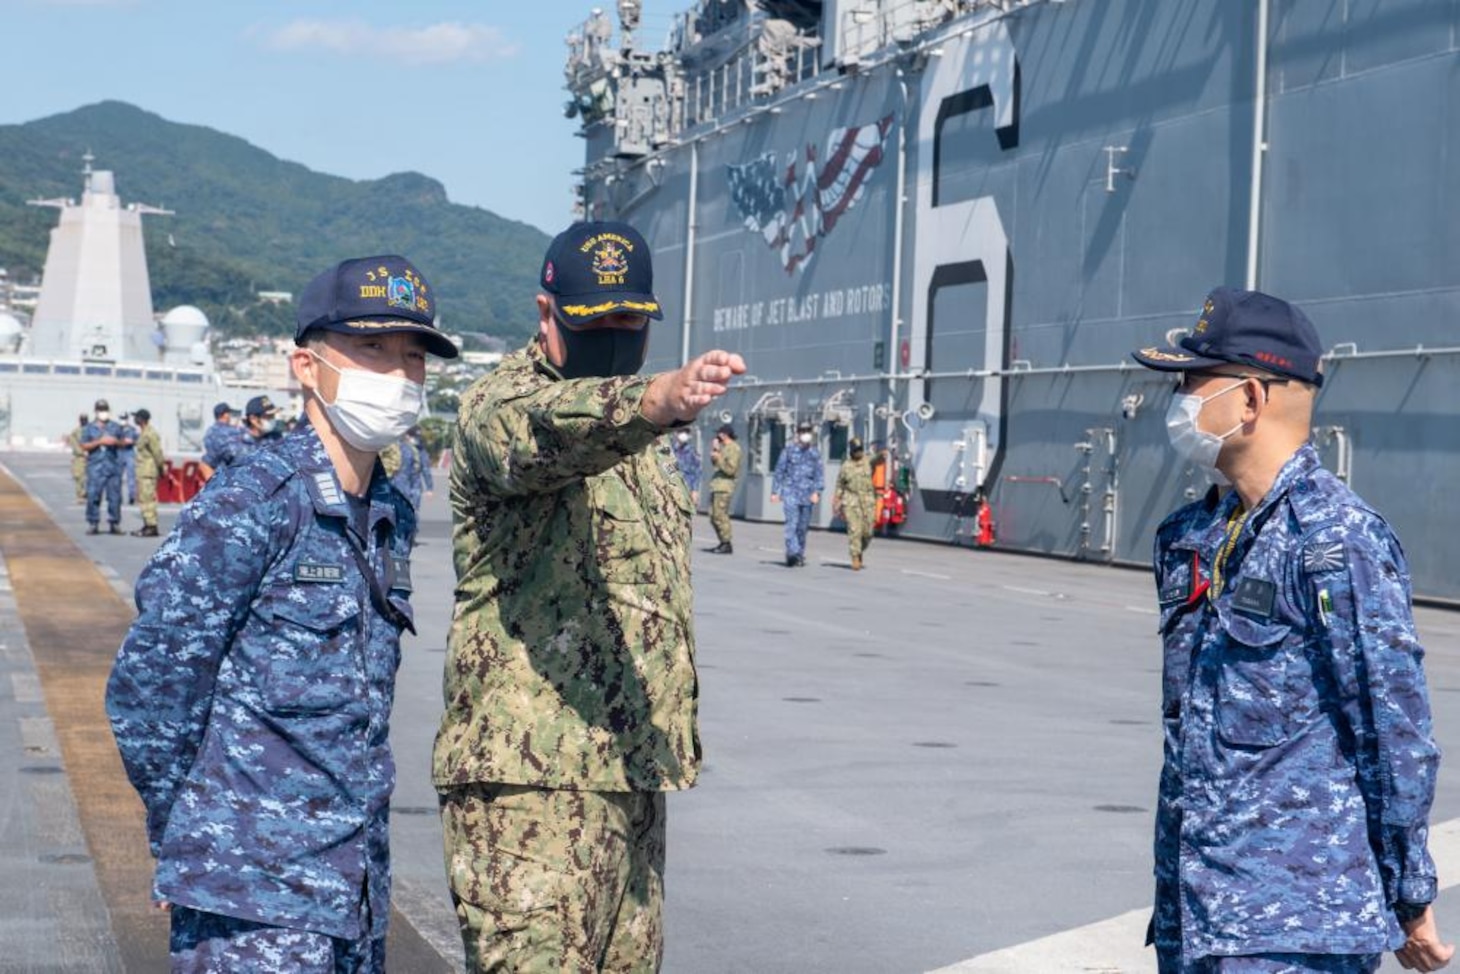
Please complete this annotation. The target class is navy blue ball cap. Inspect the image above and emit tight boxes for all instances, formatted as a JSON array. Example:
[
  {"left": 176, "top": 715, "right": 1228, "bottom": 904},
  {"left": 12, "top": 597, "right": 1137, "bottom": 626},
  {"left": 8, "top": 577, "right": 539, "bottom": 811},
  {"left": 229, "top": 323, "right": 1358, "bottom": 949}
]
[
  {"left": 213, "top": 401, "right": 235, "bottom": 419},
  {"left": 245, "top": 395, "right": 278, "bottom": 419},
  {"left": 295, "top": 255, "right": 459, "bottom": 359},
  {"left": 1132, "top": 286, "right": 1325, "bottom": 387},
  {"left": 540, "top": 221, "right": 664, "bottom": 326}
]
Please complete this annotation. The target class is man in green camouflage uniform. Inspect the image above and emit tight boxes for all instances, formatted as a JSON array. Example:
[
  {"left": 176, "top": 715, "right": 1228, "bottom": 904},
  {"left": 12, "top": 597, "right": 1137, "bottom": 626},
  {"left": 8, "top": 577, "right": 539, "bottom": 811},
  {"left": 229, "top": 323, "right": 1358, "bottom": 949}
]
[
  {"left": 833, "top": 436, "right": 877, "bottom": 570},
  {"left": 67, "top": 413, "right": 88, "bottom": 501},
  {"left": 707, "top": 422, "right": 741, "bottom": 553},
  {"left": 434, "top": 221, "right": 746, "bottom": 974},
  {"left": 129, "top": 408, "right": 166, "bottom": 537}
]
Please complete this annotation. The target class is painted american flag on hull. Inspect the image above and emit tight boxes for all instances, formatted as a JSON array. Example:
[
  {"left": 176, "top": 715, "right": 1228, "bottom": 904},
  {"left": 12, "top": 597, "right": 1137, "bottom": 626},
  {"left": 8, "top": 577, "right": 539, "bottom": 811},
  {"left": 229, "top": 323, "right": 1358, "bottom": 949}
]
[{"left": 726, "top": 114, "right": 895, "bottom": 274}]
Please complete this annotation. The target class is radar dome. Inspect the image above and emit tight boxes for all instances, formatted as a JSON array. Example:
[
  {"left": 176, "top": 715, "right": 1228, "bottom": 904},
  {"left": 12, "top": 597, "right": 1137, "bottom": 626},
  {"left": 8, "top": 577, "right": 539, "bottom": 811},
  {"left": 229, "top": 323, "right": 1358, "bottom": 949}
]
[
  {"left": 162, "top": 305, "right": 209, "bottom": 351},
  {"left": 162, "top": 305, "right": 210, "bottom": 329}
]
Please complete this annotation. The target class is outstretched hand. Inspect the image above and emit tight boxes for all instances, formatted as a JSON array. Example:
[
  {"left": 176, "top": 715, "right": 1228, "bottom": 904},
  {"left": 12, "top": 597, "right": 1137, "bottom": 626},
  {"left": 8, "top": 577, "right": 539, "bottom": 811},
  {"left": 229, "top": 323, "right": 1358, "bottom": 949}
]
[
  {"left": 641, "top": 350, "right": 748, "bottom": 426},
  {"left": 1397, "top": 907, "right": 1455, "bottom": 971}
]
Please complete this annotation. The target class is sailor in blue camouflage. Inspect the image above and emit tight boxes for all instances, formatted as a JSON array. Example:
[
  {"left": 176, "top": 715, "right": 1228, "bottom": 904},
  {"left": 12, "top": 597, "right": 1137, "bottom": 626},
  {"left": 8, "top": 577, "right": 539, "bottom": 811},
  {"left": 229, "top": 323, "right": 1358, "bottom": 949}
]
[
  {"left": 1149, "top": 484, "right": 1224, "bottom": 963},
  {"left": 671, "top": 429, "right": 702, "bottom": 500},
  {"left": 117, "top": 412, "right": 140, "bottom": 503},
  {"left": 391, "top": 426, "right": 434, "bottom": 510},
  {"left": 106, "top": 254, "right": 457, "bottom": 972},
  {"left": 771, "top": 422, "right": 824, "bottom": 566},
  {"left": 80, "top": 397, "right": 127, "bottom": 533},
  {"left": 201, "top": 403, "right": 247, "bottom": 475},
  {"left": 1134, "top": 287, "right": 1450, "bottom": 973}
]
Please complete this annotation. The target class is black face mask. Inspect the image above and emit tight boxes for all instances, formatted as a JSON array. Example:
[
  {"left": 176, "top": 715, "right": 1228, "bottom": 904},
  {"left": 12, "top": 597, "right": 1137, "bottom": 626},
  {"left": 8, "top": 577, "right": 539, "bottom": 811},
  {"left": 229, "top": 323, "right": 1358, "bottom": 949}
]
[
  {"left": 554, "top": 319, "right": 649, "bottom": 379},
  {"left": 850, "top": 449, "right": 865, "bottom": 460}
]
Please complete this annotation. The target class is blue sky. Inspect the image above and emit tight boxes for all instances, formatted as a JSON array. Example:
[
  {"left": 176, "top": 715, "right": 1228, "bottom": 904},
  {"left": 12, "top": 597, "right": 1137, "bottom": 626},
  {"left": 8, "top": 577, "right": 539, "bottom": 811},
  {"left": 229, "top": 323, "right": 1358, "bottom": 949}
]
[{"left": 0, "top": 0, "right": 682, "bottom": 234}]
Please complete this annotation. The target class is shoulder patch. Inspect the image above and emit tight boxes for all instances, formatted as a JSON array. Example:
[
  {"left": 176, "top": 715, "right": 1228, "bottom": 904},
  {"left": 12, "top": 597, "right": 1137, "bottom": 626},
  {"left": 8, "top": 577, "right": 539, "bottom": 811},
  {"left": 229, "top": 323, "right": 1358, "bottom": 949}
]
[{"left": 1303, "top": 540, "right": 1346, "bottom": 573}]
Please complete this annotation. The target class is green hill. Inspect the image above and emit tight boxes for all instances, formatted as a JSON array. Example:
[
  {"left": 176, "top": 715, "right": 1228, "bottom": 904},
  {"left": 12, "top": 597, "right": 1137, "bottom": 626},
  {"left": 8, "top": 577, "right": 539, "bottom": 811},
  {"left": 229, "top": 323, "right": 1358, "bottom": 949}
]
[{"left": 0, "top": 101, "right": 550, "bottom": 343}]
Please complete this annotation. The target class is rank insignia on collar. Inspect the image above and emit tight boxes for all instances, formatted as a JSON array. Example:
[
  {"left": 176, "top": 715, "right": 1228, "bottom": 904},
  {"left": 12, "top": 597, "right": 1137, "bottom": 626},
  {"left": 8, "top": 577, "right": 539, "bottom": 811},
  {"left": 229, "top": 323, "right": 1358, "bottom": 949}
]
[{"left": 1303, "top": 541, "right": 1346, "bottom": 573}]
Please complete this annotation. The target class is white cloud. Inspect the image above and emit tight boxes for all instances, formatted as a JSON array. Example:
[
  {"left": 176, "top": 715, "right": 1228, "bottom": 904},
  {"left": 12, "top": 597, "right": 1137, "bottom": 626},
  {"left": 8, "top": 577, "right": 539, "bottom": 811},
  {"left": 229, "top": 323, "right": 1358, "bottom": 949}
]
[{"left": 261, "top": 19, "right": 519, "bottom": 65}]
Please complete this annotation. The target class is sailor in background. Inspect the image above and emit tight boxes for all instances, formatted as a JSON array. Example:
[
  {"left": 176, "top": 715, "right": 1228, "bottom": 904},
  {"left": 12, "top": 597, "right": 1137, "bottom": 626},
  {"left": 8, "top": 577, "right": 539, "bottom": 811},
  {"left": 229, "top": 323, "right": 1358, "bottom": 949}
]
[
  {"left": 1132, "top": 287, "right": 1453, "bottom": 973},
  {"left": 671, "top": 428, "right": 702, "bottom": 507},
  {"left": 707, "top": 422, "right": 741, "bottom": 553},
  {"left": 67, "top": 413, "right": 88, "bottom": 502},
  {"left": 242, "top": 395, "right": 284, "bottom": 451},
  {"left": 129, "top": 408, "right": 165, "bottom": 537},
  {"left": 80, "top": 398, "right": 129, "bottom": 535},
  {"left": 107, "top": 254, "right": 457, "bottom": 972},
  {"left": 117, "top": 411, "right": 139, "bottom": 504},
  {"left": 771, "top": 421, "right": 824, "bottom": 567},
  {"left": 198, "top": 401, "right": 243, "bottom": 484},
  {"left": 379, "top": 426, "right": 433, "bottom": 510},
  {"left": 833, "top": 436, "right": 876, "bottom": 570}
]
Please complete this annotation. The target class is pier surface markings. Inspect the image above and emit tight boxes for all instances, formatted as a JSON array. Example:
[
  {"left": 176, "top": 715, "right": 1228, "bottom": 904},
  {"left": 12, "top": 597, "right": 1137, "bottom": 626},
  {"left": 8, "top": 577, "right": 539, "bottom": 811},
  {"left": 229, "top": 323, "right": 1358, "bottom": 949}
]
[{"left": 0, "top": 462, "right": 455, "bottom": 972}]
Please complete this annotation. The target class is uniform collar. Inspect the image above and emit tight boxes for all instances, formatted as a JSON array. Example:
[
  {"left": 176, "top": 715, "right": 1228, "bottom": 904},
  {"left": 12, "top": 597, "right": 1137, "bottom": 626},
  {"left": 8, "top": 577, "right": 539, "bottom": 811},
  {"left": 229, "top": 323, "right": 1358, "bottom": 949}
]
[{"left": 280, "top": 420, "right": 399, "bottom": 535}]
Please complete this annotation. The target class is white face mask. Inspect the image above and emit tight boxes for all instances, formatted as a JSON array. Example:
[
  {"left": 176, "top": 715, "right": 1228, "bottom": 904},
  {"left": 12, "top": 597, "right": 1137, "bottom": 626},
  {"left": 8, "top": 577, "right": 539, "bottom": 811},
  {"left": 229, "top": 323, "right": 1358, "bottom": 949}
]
[
  {"left": 310, "top": 350, "right": 424, "bottom": 452},
  {"left": 1165, "top": 380, "right": 1245, "bottom": 480},
  {"left": 95, "top": 411, "right": 110, "bottom": 422},
  {"left": 798, "top": 432, "right": 813, "bottom": 446}
]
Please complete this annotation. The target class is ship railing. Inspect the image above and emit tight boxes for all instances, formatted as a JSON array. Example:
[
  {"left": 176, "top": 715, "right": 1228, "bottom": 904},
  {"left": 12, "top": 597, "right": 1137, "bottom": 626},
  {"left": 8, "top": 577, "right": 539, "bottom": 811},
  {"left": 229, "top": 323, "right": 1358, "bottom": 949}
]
[
  {"left": 0, "top": 358, "right": 212, "bottom": 383},
  {"left": 720, "top": 343, "right": 1460, "bottom": 393},
  {"left": 681, "top": 22, "right": 821, "bottom": 129},
  {"left": 835, "top": 0, "right": 1054, "bottom": 68}
]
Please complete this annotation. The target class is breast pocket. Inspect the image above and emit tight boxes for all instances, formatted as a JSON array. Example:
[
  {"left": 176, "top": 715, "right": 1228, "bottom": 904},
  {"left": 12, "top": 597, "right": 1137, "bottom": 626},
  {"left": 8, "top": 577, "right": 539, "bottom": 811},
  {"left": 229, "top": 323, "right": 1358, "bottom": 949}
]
[
  {"left": 257, "top": 594, "right": 363, "bottom": 714},
  {"left": 1214, "top": 607, "right": 1293, "bottom": 749},
  {"left": 590, "top": 477, "right": 656, "bottom": 584}
]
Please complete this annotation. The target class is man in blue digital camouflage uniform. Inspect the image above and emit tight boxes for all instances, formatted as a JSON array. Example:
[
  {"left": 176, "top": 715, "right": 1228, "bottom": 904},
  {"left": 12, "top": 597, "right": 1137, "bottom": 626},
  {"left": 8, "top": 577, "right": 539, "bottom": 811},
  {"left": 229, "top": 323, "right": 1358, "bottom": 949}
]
[
  {"left": 1132, "top": 286, "right": 1453, "bottom": 973},
  {"left": 107, "top": 254, "right": 458, "bottom": 972},
  {"left": 117, "top": 411, "right": 139, "bottom": 504},
  {"left": 671, "top": 428, "right": 702, "bottom": 506},
  {"left": 199, "top": 401, "right": 244, "bottom": 483},
  {"left": 771, "top": 420, "right": 824, "bottom": 566},
  {"left": 80, "top": 397, "right": 130, "bottom": 534}
]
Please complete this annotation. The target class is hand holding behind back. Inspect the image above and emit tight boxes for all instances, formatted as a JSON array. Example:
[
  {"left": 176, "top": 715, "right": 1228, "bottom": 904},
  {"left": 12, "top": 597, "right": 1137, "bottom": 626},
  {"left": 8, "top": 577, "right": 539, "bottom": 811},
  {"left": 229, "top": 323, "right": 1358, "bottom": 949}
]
[{"left": 1397, "top": 907, "right": 1455, "bottom": 971}]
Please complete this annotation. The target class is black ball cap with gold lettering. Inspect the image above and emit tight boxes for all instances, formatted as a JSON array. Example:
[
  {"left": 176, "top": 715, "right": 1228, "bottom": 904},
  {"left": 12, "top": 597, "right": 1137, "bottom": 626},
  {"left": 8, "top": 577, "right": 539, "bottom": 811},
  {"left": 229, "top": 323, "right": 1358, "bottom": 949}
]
[
  {"left": 295, "top": 255, "right": 458, "bottom": 359},
  {"left": 541, "top": 221, "right": 664, "bottom": 326}
]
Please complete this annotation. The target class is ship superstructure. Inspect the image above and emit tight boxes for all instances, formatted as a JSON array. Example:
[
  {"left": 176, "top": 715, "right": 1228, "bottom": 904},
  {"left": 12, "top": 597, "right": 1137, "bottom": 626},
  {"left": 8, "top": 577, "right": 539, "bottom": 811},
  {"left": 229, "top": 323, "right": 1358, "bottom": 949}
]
[
  {"left": 1, "top": 158, "right": 277, "bottom": 453},
  {"left": 565, "top": 0, "right": 1460, "bottom": 600}
]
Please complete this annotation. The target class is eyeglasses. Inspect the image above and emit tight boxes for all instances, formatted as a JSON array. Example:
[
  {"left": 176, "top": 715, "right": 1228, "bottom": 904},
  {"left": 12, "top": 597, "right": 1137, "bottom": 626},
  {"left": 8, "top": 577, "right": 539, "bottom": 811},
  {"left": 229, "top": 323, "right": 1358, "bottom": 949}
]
[{"left": 1176, "top": 370, "right": 1291, "bottom": 394}]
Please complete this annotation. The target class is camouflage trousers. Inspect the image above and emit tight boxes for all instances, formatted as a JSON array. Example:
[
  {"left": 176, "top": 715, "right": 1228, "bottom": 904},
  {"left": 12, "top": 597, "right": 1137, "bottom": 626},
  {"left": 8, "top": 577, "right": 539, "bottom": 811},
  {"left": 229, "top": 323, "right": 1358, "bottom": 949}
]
[
  {"left": 842, "top": 494, "right": 875, "bottom": 561},
  {"left": 1157, "top": 951, "right": 1380, "bottom": 974},
  {"left": 440, "top": 783, "right": 666, "bottom": 973},
  {"left": 71, "top": 456, "right": 86, "bottom": 499},
  {"left": 169, "top": 905, "right": 386, "bottom": 973},
  {"left": 709, "top": 490, "right": 734, "bottom": 543},
  {"left": 137, "top": 473, "right": 159, "bottom": 527}
]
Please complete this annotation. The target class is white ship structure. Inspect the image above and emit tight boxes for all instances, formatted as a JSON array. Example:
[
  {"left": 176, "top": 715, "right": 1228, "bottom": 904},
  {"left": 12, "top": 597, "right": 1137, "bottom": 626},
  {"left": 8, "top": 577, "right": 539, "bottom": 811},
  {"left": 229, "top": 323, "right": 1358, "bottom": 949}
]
[{"left": 0, "top": 155, "right": 275, "bottom": 453}]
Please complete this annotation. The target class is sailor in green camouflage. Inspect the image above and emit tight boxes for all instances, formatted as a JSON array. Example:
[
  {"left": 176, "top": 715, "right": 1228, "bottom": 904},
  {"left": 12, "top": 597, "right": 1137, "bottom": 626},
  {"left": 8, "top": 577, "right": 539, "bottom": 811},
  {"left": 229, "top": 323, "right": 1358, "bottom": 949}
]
[
  {"left": 68, "top": 414, "right": 88, "bottom": 500},
  {"left": 834, "top": 437, "right": 877, "bottom": 570},
  {"left": 434, "top": 221, "right": 746, "bottom": 973},
  {"left": 707, "top": 423, "right": 741, "bottom": 553},
  {"left": 130, "top": 408, "right": 165, "bottom": 536}
]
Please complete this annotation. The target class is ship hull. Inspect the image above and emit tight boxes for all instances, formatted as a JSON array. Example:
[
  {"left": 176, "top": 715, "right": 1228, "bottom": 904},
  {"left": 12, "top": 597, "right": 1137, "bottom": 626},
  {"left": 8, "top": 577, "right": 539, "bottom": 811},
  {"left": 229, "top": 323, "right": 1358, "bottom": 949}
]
[{"left": 584, "top": 0, "right": 1460, "bottom": 598}]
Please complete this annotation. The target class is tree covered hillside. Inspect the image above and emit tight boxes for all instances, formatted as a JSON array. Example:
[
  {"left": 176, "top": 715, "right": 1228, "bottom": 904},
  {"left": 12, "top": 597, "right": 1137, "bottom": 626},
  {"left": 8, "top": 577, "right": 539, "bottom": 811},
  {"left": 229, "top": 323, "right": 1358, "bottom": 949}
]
[{"left": 0, "top": 101, "right": 550, "bottom": 343}]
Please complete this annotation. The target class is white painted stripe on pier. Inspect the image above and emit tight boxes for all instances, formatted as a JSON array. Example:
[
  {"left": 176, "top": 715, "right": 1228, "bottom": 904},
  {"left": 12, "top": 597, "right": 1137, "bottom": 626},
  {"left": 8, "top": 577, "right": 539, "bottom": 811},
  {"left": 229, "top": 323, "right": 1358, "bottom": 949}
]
[{"left": 928, "top": 815, "right": 1460, "bottom": 973}]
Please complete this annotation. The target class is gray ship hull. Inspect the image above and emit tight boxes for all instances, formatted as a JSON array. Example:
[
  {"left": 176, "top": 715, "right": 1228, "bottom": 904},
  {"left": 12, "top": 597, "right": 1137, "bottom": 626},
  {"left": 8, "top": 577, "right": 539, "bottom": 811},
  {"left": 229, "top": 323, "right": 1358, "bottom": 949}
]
[{"left": 570, "top": 0, "right": 1460, "bottom": 601}]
